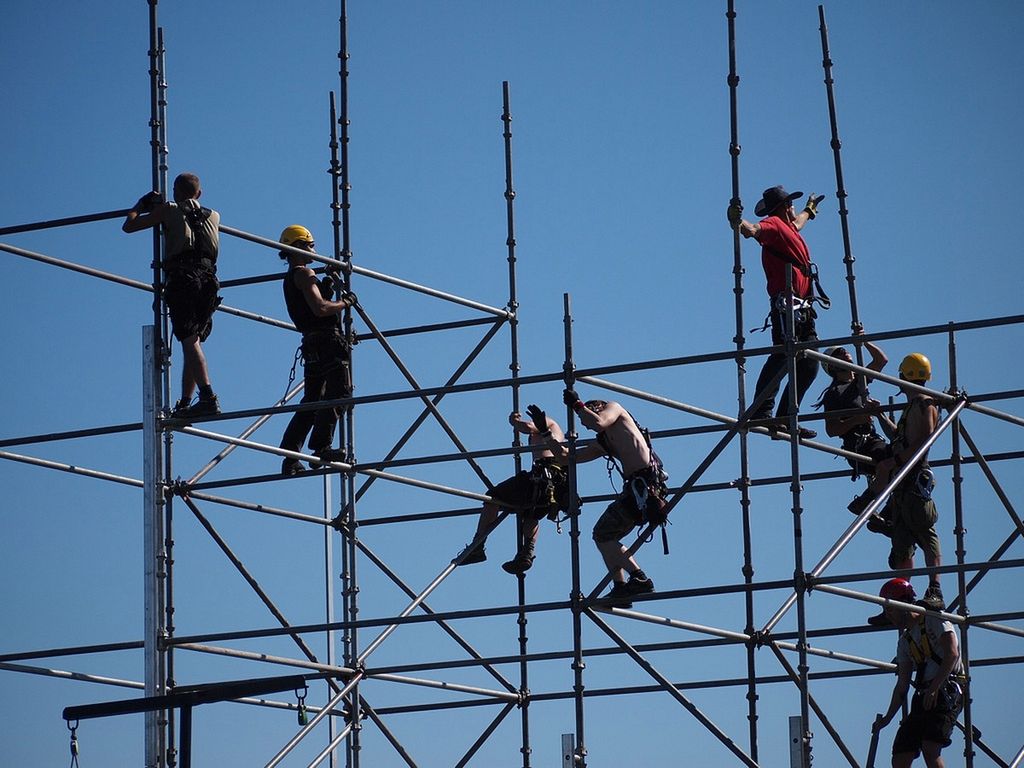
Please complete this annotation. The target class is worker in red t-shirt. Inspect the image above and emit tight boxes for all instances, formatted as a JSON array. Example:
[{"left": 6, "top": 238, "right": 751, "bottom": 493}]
[{"left": 728, "top": 185, "right": 825, "bottom": 439}]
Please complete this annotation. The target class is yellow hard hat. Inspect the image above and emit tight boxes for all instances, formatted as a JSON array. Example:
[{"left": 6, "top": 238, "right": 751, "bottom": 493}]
[
  {"left": 899, "top": 353, "right": 931, "bottom": 383},
  {"left": 279, "top": 224, "right": 314, "bottom": 247}
]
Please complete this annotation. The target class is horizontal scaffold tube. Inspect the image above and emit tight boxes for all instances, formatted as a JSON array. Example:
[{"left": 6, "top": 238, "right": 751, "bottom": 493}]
[
  {"left": 219, "top": 224, "right": 510, "bottom": 319},
  {"left": 175, "top": 642, "right": 518, "bottom": 701},
  {"left": 0, "top": 241, "right": 295, "bottom": 331},
  {"left": 179, "top": 426, "right": 496, "bottom": 504}
]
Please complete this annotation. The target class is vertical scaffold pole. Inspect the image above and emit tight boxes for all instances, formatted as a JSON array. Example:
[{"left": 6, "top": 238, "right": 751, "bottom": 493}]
[
  {"left": 817, "top": 6, "right": 864, "bottom": 351},
  {"left": 562, "top": 293, "right": 587, "bottom": 768},
  {"left": 725, "top": 1, "right": 759, "bottom": 758},
  {"left": 143, "top": 326, "right": 165, "bottom": 768},
  {"left": 145, "top": 1, "right": 169, "bottom": 764},
  {"left": 326, "top": 89, "right": 346, "bottom": 768},
  {"left": 335, "top": 1, "right": 359, "bottom": 764},
  {"left": 783, "top": 268, "right": 812, "bottom": 768},
  {"left": 501, "top": 80, "right": 532, "bottom": 768},
  {"left": 947, "top": 327, "right": 975, "bottom": 767},
  {"left": 155, "top": 27, "right": 178, "bottom": 768}
]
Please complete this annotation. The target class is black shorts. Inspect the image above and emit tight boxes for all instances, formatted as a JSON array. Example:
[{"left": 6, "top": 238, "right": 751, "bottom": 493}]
[
  {"left": 892, "top": 682, "right": 963, "bottom": 756},
  {"left": 164, "top": 266, "right": 220, "bottom": 342},
  {"left": 489, "top": 465, "right": 570, "bottom": 521}
]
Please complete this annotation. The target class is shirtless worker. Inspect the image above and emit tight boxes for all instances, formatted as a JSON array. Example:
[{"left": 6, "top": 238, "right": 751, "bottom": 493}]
[
  {"left": 547, "top": 389, "right": 669, "bottom": 608},
  {"left": 456, "top": 407, "right": 572, "bottom": 575}
]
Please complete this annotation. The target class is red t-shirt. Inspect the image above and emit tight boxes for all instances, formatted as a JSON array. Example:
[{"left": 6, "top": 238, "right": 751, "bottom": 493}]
[{"left": 756, "top": 216, "right": 812, "bottom": 298}]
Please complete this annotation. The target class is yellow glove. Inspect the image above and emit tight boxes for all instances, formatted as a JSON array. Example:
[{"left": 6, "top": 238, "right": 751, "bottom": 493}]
[{"left": 803, "top": 193, "right": 825, "bottom": 219}]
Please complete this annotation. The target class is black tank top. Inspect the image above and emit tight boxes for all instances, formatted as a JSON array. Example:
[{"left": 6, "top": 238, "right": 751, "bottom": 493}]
[{"left": 283, "top": 266, "right": 337, "bottom": 336}]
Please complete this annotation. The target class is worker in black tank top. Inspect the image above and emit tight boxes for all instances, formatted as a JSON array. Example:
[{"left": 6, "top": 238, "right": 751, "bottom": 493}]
[{"left": 276, "top": 225, "right": 357, "bottom": 476}]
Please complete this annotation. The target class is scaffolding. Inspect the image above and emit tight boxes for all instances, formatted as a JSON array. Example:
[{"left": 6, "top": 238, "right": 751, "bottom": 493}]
[{"left": 1, "top": 2, "right": 1023, "bottom": 767}]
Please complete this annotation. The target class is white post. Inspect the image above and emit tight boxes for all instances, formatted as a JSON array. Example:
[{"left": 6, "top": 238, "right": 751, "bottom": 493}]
[
  {"left": 143, "top": 326, "right": 166, "bottom": 767},
  {"left": 561, "top": 733, "right": 576, "bottom": 766}
]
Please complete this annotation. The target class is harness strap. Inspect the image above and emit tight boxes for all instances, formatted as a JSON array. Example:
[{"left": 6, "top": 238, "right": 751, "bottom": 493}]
[{"left": 808, "top": 262, "right": 831, "bottom": 310}]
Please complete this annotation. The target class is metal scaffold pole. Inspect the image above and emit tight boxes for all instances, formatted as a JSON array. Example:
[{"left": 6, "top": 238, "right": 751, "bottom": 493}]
[
  {"left": 144, "top": 0, "right": 170, "bottom": 764},
  {"left": 947, "top": 327, "right": 976, "bottom": 767},
  {"left": 782, "top": 268, "right": 813, "bottom": 768},
  {"left": 334, "top": 2, "right": 359, "bottom": 764},
  {"left": 817, "top": 3, "right": 866, "bottom": 376},
  {"left": 562, "top": 293, "right": 588, "bottom": 768},
  {"left": 501, "top": 80, "right": 532, "bottom": 768},
  {"left": 725, "top": 0, "right": 760, "bottom": 758}
]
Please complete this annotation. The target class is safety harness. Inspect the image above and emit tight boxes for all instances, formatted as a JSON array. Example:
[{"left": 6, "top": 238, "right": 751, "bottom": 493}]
[
  {"left": 597, "top": 414, "right": 672, "bottom": 554},
  {"left": 893, "top": 397, "right": 938, "bottom": 499},
  {"left": 750, "top": 258, "right": 831, "bottom": 335},
  {"left": 904, "top": 611, "right": 966, "bottom": 698},
  {"left": 181, "top": 203, "right": 217, "bottom": 262}
]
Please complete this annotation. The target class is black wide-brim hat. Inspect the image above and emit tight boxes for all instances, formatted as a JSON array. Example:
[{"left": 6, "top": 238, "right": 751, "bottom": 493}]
[{"left": 754, "top": 185, "right": 803, "bottom": 217}]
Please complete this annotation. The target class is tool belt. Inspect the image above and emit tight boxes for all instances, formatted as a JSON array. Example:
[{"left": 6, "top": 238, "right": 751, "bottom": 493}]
[{"left": 164, "top": 248, "right": 216, "bottom": 274}]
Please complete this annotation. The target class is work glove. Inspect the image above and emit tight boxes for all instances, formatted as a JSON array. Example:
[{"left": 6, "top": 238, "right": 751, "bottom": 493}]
[
  {"left": 320, "top": 273, "right": 338, "bottom": 297},
  {"left": 134, "top": 191, "right": 162, "bottom": 213},
  {"left": 340, "top": 290, "right": 358, "bottom": 308},
  {"left": 562, "top": 388, "right": 581, "bottom": 407},
  {"left": 803, "top": 193, "right": 825, "bottom": 219},
  {"left": 726, "top": 201, "right": 743, "bottom": 229},
  {"left": 526, "top": 404, "right": 549, "bottom": 435}
]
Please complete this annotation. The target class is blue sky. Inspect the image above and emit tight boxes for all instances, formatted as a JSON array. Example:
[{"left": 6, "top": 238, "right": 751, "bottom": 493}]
[{"left": 1, "top": 1, "right": 1022, "bottom": 766}]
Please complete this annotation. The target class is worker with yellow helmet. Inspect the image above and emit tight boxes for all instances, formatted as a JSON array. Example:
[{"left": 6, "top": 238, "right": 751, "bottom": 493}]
[
  {"left": 276, "top": 225, "right": 357, "bottom": 475},
  {"left": 866, "top": 351, "right": 945, "bottom": 626}
]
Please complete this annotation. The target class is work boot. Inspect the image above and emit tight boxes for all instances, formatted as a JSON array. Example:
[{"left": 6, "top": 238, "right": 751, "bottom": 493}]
[
  {"left": 867, "top": 610, "right": 893, "bottom": 628},
  {"left": 865, "top": 514, "right": 893, "bottom": 537},
  {"left": 625, "top": 570, "right": 656, "bottom": 597},
  {"left": 186, "top": 394, "right": 221, "bottom": 418},
  {"left": 922, "top": 583, "right": 945, "bottom": 610},
  {"left": 501, "top": 550, "right": 535, "bottom": 575},
  {"left": 848, "top": 490, "right": 878, "bottom": 516},
  {"left": 767, "top": 420, "right": 817, "bottom": 440},
  {"left": 455, "top": 542, "right": 486, "bottom": 566},
  {"left": 282, "top": 458, "right": 305, "bottom": 477},
  {"left": 171, "top": 398, "right": 192, "bottom": 418},
  {"left": 604, "top": 581, "right": 633, "bottom": 609},
  {"left": 314, "top": 447, "right": 347, "bottom": 465}
]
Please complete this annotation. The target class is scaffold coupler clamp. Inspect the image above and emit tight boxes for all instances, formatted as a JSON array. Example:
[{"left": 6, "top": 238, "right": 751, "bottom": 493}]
[
  {"left": 751, "top": 629, "right": 770, "bottom": 649},
  {"left": 331, "top": 505, "right": 355, "bottom": 533},
  {"left": 168, "top": 477, "right": 191, "bottom": 498},
  {"left": 731, "top": 475, "right": 752, "bottom": 491},
  {"left": 796, "top": 570, "right": 815, "bottom": 595},
  {"left": 948, "top": 387, "right": 969, "bottom": 407},
  {"left": 515, "top": 687, "right": 530, "bottom": 708}
]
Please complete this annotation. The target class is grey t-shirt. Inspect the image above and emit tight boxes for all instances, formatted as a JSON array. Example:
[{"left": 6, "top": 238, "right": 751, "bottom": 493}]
[
  {"left": 897, "top": 614, "right": 962, "bottom": 684},
  {"left": 163, "top": 199, "right": 220, "bottom": 262}
]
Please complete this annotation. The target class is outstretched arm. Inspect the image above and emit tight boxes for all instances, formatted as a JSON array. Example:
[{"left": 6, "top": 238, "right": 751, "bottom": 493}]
[{"left": 792, "top": 193, "right": 824, "bottom": 232}]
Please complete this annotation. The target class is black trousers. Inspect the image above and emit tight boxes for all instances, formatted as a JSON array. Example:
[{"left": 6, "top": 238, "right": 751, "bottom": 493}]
[
  {"left": 750, "top": 301, "right": 819, "bottom": 421},
  {"left": 280, "top": 334, "right": 352, "bottom": 455}
]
